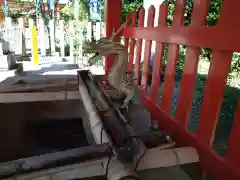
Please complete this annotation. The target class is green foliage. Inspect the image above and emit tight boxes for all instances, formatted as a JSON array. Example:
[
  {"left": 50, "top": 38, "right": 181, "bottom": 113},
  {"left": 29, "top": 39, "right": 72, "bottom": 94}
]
[
  {"left": 99, "top": 0, "right": 143, "bottom": 23},
  {"left": 165, "top": 0, "right": 222, "bottom": 26},
  {"left": 121, "top": 0, "right": 143, "bottom": 23},
  {"left": 63, "top": 20, "right": 88, "bottom": 55},
  {"left": 231, "top": 53, "right": 240, "bottom": 73},
  {"left": 78, "top": 0, "right": 90, "bottom": 20},
  {"left": 60, "top": 4, "right": 75, "bottom": 21},
  {"left": 61, "top": 0, "right": 89, "bottom": 22},
  {"left": 99, "top": 0, "right": 104, "bottom": 21}
]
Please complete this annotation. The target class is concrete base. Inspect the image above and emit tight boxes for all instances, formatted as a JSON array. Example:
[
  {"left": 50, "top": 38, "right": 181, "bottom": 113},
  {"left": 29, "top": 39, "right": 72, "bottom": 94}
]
[{"left": 0, "top": 54, "right": 17, "bottom": 70}]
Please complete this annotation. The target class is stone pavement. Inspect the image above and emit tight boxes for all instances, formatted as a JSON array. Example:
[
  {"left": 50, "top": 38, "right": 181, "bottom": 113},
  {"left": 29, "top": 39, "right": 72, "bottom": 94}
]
[{"left": 0, "top": 57, "right": 105, "bottom": 83}]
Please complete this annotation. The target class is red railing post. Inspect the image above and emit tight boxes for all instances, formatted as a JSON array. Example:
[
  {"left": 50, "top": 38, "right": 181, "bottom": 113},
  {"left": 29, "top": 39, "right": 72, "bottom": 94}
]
[{"left": 104, "top": 0, "right": 122, "bottom": 74}]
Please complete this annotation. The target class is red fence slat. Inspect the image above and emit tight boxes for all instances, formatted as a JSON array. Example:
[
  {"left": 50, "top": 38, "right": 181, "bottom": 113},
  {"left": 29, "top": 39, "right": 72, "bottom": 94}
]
[
  {"left": 161, "top": 0, "right": 185, "bottom": 113},
  {"left": 124, "top": 13, "right": 131, "bottom": 49},
  {"left": 149, "top": 4, "right": 168, "bottom": 102},
  {"left": 141, "top": 6, "right": 155, "bottom": 93},
  {"left": 225, "top": 98, "right": 240, "bottom": 168},
  {"left": 175, "top": 0, "right": 210, "bottom": 128},
  {"left": 128, "top": 10, "right": 137, "bottom": 72},
  {"left": 134, "top": 8, "right": 145, "bottom": 84},
  {"left": 175, "top": 49, "right": 200, "bottom": 126},
  {"left": 196, "top": 51, "right": 232, "bottom": 145},
  {"left": 218, "top": 0, "right": 240, "bottom": 27}
]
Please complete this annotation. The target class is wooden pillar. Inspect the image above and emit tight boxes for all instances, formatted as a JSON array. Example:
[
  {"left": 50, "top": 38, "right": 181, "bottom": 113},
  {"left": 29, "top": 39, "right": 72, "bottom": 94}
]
[{"left": 104, "top": 0, "right": 122, "bottom": 73}]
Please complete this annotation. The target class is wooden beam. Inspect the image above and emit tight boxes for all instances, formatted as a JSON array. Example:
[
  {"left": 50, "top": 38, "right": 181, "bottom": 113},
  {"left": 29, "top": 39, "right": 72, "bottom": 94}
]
[
  {"left": 0, "top": 75, "right": 78, "bottom": 93},
  {"left": 0, "top": 82, "right": 78, "bottom": 93},
  {"left": 1, "top": 146, "right": 199, "bottom": 180},
  {"left": 0, "top": 144, "right": 111, "bottom": 179},
  {"left": 0, "top": 91, "right": 80, "bottom": 103}
]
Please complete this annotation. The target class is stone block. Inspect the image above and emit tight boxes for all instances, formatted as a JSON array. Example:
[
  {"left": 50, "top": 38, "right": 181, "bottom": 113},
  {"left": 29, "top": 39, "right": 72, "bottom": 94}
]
[{"left": 0, "top": 54, "right": 17, "bottom": 70}]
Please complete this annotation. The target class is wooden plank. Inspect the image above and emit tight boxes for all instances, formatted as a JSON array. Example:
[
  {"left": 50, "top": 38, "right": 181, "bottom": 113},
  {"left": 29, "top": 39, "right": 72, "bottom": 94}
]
[
  {"left": 122, "top": 25, "right": 240, "bottom": 52},
  {"left": 0, "top": 144, "right": 111, "bottom": 179},
  {"left": 149, "top": 3, "right": 168, "bottom": 102},
  {"left": 124, "top": 13, "right": 131, "bottom": 49},
  {"left": 0, "top": 91, "right": 80, "bottom": 103},
  {"left": 141, "top": 6, "right": 155, "bottom": 93},
  {"left": 134, "top": 8, "right": 145, "bottom": 84},
  {"left": 0, "top": 75, "right": 78, "bottom": 93},
  {"left": 128, "top": 9, "right": 137, "bottom": 72},
  {"left": 196, "top": 51, "right": 232, "bottom": 145},
  {"left": 0, "top": 83, "right": 78, "bottom": 93},
  {"left": 175, "top": 0, "right": 210, "bottom": 128},
  {"left": 161, "top": 1, "right": 185, "bottom": 113},
  {"left": 1, "top": 146, "right": 199, "bottom": 180}
]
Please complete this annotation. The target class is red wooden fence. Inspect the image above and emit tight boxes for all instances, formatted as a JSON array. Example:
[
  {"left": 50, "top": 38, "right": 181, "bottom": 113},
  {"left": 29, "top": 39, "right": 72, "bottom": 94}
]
[{"left": 121, "top": 0, "right": 240, "bottom": 180}]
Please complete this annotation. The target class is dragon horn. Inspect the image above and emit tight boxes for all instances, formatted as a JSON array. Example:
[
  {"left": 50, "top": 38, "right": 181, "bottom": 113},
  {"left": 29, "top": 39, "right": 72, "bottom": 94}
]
[{"left": 109, "top": 18, "right": 131, "bottom": 41}]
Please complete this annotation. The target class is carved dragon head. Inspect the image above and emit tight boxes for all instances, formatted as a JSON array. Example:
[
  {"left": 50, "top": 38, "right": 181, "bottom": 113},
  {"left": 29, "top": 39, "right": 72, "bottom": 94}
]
[{"left": 83, "top": 20, "right": 129, "bottom": 66}]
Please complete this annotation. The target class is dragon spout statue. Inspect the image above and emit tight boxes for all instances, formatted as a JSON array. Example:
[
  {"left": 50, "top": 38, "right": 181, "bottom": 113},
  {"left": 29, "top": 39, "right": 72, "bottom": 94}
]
[{"left": 82, "top": 21, "right": 136, "bottom": 108}]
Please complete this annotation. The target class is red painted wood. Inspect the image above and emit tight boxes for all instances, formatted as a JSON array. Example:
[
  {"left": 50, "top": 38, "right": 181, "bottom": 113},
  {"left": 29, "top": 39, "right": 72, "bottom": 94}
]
[
  {"left": 149, "top": 4, "right": 168, "bottom": 102},
  {"left": 141, "top": 6, "right": 155, "bottom": 93},
  {"left": 225, "top": 98, "right": 240, "bottom": 168},
  {"left": 104, "top": 0, "right": 122, "bottom": 73},
  {"left": 171, "top": 0, "right": 186, "bottom": 26},
  {"left": 175, "top": 0, "right": 210, "bottom": 128},
  {"left": 134, "top": 8, "right": 145, "bottom": 84},
  {"left": 175, "top": 48, "right": 200, "bottom": 126},
  {"left": 190, "top": 0, "right": 209, "bottom": 26},
  {"left": 196, "top": 51, "right": 233, "bottom": 145},
  {"left": 161, "top": 0, "right": 185, "bottom": 113},
  {"left": 120, "top": 1, "right": 240, "bottom": 179},
  {"left": 218, "top": 0, "right": 239, "bottom": 27},
  {"left": 128, "top": 10, "right": 137, "bottom": 72},
  {"left": 124, "top": 13, "right": 131, "bottom": 50},
  {"left": 122, "top": 26, "right": 240, "bottom": 52},
  {"left": 141, "top": 94, "right": 240, "bottom": 180}
]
